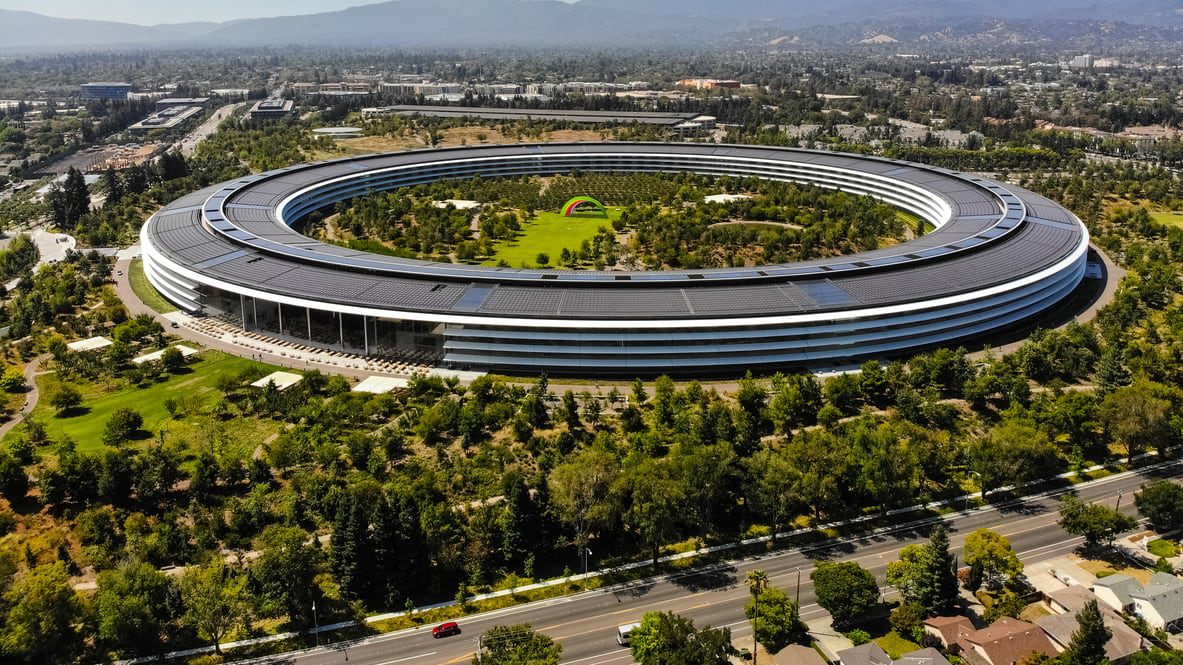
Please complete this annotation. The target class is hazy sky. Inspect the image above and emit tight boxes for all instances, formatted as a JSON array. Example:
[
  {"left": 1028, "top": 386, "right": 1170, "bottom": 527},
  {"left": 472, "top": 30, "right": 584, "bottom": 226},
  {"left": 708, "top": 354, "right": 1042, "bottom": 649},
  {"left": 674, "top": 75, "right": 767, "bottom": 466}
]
[{"left": 0, "top": 0, "right": 402, "bottom": 25}]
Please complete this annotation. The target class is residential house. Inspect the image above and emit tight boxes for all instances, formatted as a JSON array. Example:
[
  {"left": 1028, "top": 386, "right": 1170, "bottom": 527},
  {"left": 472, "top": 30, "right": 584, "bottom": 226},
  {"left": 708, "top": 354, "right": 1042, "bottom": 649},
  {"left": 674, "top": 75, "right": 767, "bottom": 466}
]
[
  {"left": 1093, "top": 575, "right": 1141, "bottom": 614},
  {"left": 1130, "top": 572, "right": 1183, "bottom": 631},
  {"left": 778, "top": 644, "right": 830, "bottom": 665},
  {"left": 923, "top": 616, "right": 975, "bottom": 650},
  {"left": 955, "top": 618, "right": 1058, "bottom": 665},
  {"left": 838, "top": 643, "right": 953, "bottom": 665},
  {"left": 1047, "top": 585, "right": 1101, "bottom": 615},
  {"left": 894, "top": 647, "right": 952, "bottom": 665},
  {"left": 838, "top": 643, "right": 891, "bottom": 665},
  {"left": 1037, "top": 611, "right": 1144, "bottom": 663}
]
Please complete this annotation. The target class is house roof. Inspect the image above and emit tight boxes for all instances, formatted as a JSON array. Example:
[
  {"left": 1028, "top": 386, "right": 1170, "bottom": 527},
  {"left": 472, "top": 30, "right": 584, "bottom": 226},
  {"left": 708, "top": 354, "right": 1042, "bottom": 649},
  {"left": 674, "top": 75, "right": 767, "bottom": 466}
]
[
  {"left": 838, "top": 642, "right": 891, "bottom": 665},
  {"left": 895, "top": 647, "right": 953, "bottom": 665},
  {"left": 1131, "top": 573, "right": 1183, "bottom": 623},
  {"left": 962, "top": 617, "right": 1058, "bottom": 665},
  {"left": 924, "top": 616, "right": 976, "bottom": 645},
  {"left": 1093, "top": 574, "right": 1141, "bottom": 607},
  {"left": 1036, "top": 611, "right": 1144, "bottom": 661},
  {"left": 1047, "top": 586, "right": 1102, "bottom": 614},
  {"left": 778, "top": 644, "right": 831, "bottom": 665}
]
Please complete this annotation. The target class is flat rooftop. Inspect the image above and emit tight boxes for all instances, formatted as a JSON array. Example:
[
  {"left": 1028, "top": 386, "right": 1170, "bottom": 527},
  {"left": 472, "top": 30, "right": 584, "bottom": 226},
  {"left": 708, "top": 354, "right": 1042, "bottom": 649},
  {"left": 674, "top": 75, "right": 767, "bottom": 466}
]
[{"left": 361, "top": 105, "right": 706, "bottom": 126}]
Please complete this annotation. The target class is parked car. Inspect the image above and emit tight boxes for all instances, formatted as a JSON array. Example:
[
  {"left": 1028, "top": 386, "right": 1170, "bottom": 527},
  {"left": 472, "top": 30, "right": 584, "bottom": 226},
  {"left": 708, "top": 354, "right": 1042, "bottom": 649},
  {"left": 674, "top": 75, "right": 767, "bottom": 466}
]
[{"left": 432, "top": 621, "right": 461, "bottom": 638}]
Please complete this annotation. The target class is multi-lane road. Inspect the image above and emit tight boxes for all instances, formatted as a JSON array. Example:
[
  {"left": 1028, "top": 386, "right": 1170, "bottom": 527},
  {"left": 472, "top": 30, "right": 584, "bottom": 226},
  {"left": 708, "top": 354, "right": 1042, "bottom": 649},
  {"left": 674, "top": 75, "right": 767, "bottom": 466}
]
[{"left": 260, "top": 460, "right": 1182, "bottom": 665}]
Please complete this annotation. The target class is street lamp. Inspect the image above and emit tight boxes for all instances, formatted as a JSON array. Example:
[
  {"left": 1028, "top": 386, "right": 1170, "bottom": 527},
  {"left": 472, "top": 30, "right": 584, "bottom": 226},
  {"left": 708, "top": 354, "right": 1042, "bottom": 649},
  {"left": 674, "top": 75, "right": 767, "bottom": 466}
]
[{"left": 312, "top": 599, "right": 319, "bottom": 647}]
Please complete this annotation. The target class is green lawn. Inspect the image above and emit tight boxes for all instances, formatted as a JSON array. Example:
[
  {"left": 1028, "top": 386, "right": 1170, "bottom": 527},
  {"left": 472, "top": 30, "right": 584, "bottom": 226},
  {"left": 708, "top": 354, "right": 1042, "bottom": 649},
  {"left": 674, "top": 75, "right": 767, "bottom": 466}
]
[
  {"left": 17, "top": 351, "right": 280, "bottom": 453},
  {"left": 874, "top": 631, "right": 921, "bottom": 659},
  {"left": 1149, "top": 211, "right": 1183, "bottom": 229},
  {"left": 482, "top": 209, "right": 621, "bottom": 268},
  {"left": 128, "top": 257, "right": 177, "bottom": 314},
  {"left": 897, "top": 209, "right": 934, "bottom": 235},
  {"left": 1149, "top": 539, "right": 1179, "bottom": 558}
]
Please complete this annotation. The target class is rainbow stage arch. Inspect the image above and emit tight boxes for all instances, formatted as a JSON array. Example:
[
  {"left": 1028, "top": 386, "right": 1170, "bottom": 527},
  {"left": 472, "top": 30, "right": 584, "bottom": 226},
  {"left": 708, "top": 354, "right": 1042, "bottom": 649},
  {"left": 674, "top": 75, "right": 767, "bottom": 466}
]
[{"left": 560, "top": 195, "right": 608, "bottom": 217}]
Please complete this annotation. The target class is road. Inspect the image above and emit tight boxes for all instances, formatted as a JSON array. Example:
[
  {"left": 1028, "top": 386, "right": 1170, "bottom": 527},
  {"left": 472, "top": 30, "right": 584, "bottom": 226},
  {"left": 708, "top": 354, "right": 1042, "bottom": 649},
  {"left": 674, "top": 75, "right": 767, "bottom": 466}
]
[
  {"left": 176, "top": 102, "right": 244, "bottom": 156},
  {"left": 258, "top": 460, "right": 1182, "bottom": 665}
]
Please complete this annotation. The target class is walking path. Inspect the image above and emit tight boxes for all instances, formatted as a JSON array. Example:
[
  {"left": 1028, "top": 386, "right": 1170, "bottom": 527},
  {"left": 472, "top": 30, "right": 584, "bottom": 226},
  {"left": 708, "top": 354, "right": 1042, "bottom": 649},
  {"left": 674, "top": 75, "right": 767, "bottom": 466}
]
[
  {"left": 3, "top": 228, "right": 76, "bottom": 291},
  {"left": 0, "top": 354, "right": 49, "bottom": 439}
]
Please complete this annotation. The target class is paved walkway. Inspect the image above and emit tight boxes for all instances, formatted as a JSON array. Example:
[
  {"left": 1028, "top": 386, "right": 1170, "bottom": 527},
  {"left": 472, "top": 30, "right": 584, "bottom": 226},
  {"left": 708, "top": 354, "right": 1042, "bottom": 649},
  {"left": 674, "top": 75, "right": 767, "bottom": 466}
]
[
  {"left": 0, "top": 354, "right": 49, "bottom": 439},
  {"left": 3, "top": 228, "right": 76, "bottom": 291},
  {"left": 113, "top": 255, "right": 484, "bottom": 383}
]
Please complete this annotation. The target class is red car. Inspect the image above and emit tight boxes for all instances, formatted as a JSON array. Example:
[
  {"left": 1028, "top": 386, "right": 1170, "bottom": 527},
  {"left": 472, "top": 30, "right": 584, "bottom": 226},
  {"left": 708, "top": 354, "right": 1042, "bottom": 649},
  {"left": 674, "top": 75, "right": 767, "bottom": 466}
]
[{"left": 432, "top": 621, "right": 461, "bottom": 638}]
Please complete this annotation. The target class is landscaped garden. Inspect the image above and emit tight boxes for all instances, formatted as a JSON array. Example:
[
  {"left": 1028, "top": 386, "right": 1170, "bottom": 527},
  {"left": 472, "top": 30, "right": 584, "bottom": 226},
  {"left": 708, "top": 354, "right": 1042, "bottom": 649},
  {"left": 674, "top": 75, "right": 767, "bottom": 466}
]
[
  {"left": 18, "top": 350, "right": 279, "bottom": 454},
  {"left": 481, "top": 208, "right": 622, "bottom": 268}
]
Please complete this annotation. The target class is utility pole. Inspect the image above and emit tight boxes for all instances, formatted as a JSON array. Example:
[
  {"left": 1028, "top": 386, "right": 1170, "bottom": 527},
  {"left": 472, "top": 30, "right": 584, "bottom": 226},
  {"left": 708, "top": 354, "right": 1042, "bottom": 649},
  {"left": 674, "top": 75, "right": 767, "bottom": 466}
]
[
  {"left": 795, "top": 566, "right": 801, "bottom": 606},
  {"left": 753, "top": 589, "right": 759, "bottom": 665},
  {"left": 476, "top": 635, "right": 483, "bottom": 664}
]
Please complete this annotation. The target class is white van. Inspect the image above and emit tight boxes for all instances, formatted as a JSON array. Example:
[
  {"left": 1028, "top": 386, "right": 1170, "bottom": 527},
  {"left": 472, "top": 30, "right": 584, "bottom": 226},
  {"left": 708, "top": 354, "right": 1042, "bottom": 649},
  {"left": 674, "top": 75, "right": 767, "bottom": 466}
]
[{"left": 616, "top": 622, "right": 642, "bottom": 646}]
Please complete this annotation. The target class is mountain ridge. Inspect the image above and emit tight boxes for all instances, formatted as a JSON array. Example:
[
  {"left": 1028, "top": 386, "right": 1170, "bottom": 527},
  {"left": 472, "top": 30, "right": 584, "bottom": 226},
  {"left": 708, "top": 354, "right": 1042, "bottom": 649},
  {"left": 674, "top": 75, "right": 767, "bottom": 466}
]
[{"left": 1, "top": 0, "right": 1180, "bottom": 52}]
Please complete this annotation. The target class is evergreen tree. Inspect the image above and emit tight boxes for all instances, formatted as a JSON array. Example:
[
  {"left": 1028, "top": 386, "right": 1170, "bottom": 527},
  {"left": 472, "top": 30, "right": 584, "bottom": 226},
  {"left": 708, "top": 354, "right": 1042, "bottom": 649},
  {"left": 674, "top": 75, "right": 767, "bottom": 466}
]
[
  {"left": 500, "top": 471, "right": 539, "bottom": 571},
  {"left": 1061, "top": 600, "right": 1111, "bottom": 665},
  {"left": 101, "top": 168, "right": 123, "bottom": 206},
  {"left": 373, "top": 490, "right": 427, "bottom": 606},
  {"left": 330, "top": 490, "right": 373, "bottom": 601},
  {"left": 925, "top": 525, "right": 960, "bottom": 615},
  {"left": 61, "top": 167, "right": 90, "bottom": 230}
]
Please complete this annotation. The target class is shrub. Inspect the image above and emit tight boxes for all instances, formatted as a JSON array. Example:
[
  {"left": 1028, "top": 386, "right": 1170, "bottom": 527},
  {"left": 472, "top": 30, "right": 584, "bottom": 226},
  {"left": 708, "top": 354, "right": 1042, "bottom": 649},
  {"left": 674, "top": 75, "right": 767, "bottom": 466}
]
[{"left": 846, "top": 629, "right": 871, "bottom": 645}]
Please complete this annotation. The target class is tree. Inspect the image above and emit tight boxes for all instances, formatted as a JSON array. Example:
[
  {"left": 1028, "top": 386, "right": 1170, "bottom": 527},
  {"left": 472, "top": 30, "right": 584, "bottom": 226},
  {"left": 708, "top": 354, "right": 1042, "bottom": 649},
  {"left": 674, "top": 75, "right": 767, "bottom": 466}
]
[
  {"left": 94, "top": 561, "right": 178, "bottom": 655},
  {"left": 251, "top": 525, "right": 322, "bottom": 628},
  {"left": 1058, "top": 495, "right": 1137, "bottom": 547},
  {"left": 179, "top": 560, "right": 250, "bottom": 655},
  {"left": 748, "top": 447, "right": 800, "bottom": 545},
  {"left": 48, "top": 385, "right": 82, "bottom": 414},
  {"left": 472, "top": 624, "right": 561, "bottom": 665},
  {"left": 629, "top": 611, "right": 734, "bottom": 665},
  {"left": 1060, "top": 600, "right": 1111, "bottom": 665},
  {"left": 102, "top": 407, "right": 144, "bottom": 446},
  {"left": 1135, "top": 480, "right": 1183, "bottom": 532},
  {"left": 886, "top": 526, "right": 958, "bottom": 616},
  {"left": 0, "top": 453, "right": 28, "bottom": 501},
  {"left": 0, "top": 562, "right": 83, "bottom": 664},
  {"left": 625, "top": 458, "right": 685, "bottom": 568},
  {"left": 746, "top": 569, "right": 770, "bottom": 659},
  {"left": 963, "top": 529, "right": 1022, "bottom": 589},
  {"left": 964, "top": 422, "right": 1061, "bottom": 497},
  {"left": 811, "top": 561, "right": 880, "bottom": 629},
  {"left": 547, "top": 449, "right": 619, "bottom": 573},
  {"left": 1100, "top": 381, "right": 1173, "bottom": 461},
  {"left": 0, "top": 368, "right": 26, "bottom": 393},
  {"left": 330, "top": 489, "right": 373, "bottom": 601},
  {"left": 160, "top": 346, "right": 185, "bottom": 372},
  {"left": 745, "top": 587, "right": 806, "bottom": 653}
]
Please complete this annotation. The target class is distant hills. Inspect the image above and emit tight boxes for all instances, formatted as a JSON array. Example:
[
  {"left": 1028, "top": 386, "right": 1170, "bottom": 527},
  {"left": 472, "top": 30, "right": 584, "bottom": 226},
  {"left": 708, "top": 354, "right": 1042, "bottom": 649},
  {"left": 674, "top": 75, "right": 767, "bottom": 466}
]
[{"left": 2, "top": 0, "right": 1182, "bottom": 52}]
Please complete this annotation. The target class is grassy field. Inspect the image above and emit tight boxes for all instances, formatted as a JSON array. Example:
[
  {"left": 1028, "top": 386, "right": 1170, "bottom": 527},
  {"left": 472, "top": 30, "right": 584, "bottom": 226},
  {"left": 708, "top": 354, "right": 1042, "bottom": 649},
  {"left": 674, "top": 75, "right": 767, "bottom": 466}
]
[
  {"left": 483, "top": 209, "right": 622, "bottom": 268},
  {"left": 17, "top": 351, "right": 281, "bottom": 454},
  {"left": 1149, "top": 210, "right": 1183, "bottom": 229},
  {"left": 128, "top": 257, "right": 177, "bottom": 314}
]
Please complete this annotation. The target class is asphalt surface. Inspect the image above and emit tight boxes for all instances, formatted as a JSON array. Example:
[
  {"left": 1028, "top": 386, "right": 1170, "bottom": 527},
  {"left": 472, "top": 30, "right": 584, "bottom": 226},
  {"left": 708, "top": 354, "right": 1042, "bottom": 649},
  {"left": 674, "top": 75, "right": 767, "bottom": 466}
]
[{"left": 259, "top": 460, "right": 1182, "bottom": 665}]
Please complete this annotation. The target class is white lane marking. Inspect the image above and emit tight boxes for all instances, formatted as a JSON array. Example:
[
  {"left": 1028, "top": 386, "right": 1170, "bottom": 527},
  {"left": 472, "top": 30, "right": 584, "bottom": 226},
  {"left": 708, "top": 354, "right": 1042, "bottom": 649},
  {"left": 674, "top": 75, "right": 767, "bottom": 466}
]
[
  {"left": 562, "top": 649, "right": 635, "bottom": 665},
  {"left": 372, "top": 652, "right": 438, "bottom": 665}
]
